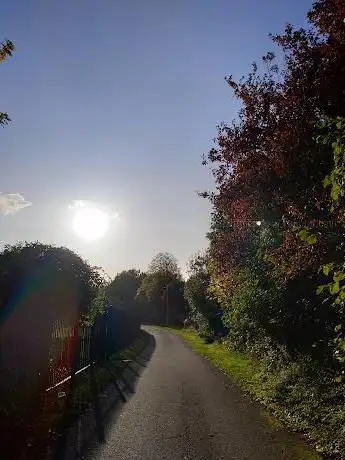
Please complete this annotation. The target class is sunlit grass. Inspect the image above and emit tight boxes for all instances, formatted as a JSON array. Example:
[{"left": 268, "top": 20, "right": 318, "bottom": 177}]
[{"left": 172, "top": 327, "right": 257, "bottom": 385}]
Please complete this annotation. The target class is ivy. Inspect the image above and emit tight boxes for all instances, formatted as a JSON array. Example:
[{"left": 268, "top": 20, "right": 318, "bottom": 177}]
[
  {"left": 298, "top": 228, "right": 318, "bottom": 245},
  {"left": 315, "top": 117, "right": 345, "bottom": 373}
]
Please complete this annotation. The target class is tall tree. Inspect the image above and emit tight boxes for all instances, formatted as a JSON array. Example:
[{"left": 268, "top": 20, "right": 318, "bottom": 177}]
[
  {"left": 202, "top": 0, "right": 345, "bottom": 359},
  {"left": 106, "top": 269, "right": 144, "bottom": 319},
  {"left": 138, "top": 253, "right": 185, "bottom": 325},
  {"left": 204, "top": 0, "right": 345, "bottom": 280},
  {"left": 148, "top": 252, "right": 180, "bottom": 276}
]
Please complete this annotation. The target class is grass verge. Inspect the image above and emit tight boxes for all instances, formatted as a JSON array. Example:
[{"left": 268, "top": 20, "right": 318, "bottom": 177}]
[
  {"left": 170, "top": 327, "right": 324, "bottom": 460},
  {"left": 173, "top": 327, "right": 258, "bottom": 385}
]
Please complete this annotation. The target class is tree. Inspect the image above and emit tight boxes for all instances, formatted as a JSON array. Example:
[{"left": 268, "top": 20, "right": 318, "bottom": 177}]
[
  {"left": 204, "top": 0, "right": 345, "bottom": 277},
  {"left": 140, "top": 252, "right": 182, "bottom": 301},
  {"left": 0, "top": 242, "right": 104, "bottom": 322},
  {"left": 0, "top": 242, "right": 106, "bottom": 458},
  {"left": 0, "top": 242, "right": 106, "bottom": 383},
  {"left": 201, "top": 0, "right": 345, "bottom": 360},
  {"left": 106, "top": 269, "right": 144, "bottom": 319},
  {"left": 0, "top": 39, "right": 15, "bottom": 126},
  {"left": 107, "top": 269, "right": 143, "bottom": 303},
  {"left": 184, "top": 252, "right": 225, "bottom": 341},
  {"left": 137, "top": 253, "right": 185, "bottom": 325},
  {"left": 148, "top": 252, "right": 180, "bottom": 276}
]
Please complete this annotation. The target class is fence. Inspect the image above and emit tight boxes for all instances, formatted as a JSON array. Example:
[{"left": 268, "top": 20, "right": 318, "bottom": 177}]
[{"left": 0, "top": 305, "right": 141, "bottom": 460}]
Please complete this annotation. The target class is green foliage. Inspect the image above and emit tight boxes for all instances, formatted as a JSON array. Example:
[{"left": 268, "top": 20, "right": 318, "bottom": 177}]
[
  {"left": 184, "top": 253, "right": 224, "bottom": 341},
  {"left": 175, "top": 329, "right": 343, "bottom": 458},
  {"left": 299, "top": 229, "right": 318, "bottom": 245},
  {"left": 0, "top": 242, "right": 104, "bottom": 322},
  {"left": 148, "top": 252, "right": 180, "bottom": 276},
  {"left": 197, "top": 0, "right": 345, "bottom": 408},
  {"left": 137, "top": 253, "right": 185, "bottom": 325},
  {"left": 108, "top": 270, "right": 143, "bottom": 300},
  {"left": 317, "top": 117, "right": 345, "bottom": 211},
  {"left": 82, "top": 287, "right": 108, "bottom": 326},
  {"left": 222, "top": 267, "right": 286, "bottom": 350},
  {"left": 0, "top": 242, "right": 112, "bottom": 457},
  {"left": 107, "top": 269, "right": 144, "bottom": 316},
  {"left": 183, "top": 1, "right": 345, "bottom": 457},
  {"left": 137, "top": 270, "right": 176, "bottom": 302},
  {"left": 314, "top": 117, "right": 345, "bottom": 371}
]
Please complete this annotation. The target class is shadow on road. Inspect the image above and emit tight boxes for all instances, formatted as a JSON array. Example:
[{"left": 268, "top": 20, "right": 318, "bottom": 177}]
[{"left": 50, "top": 329, "right": 156, "bottom": 460}]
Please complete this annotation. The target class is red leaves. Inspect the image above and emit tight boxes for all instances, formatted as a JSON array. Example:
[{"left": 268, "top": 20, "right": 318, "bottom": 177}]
[
  {"left": 270, "top": 229, "right": 325, "bottom": 280},
  {"left": 204, "top": 0, "right": 345, "bottom": 289},
  {"left": 308, "top": 0, "right": 345, "bottom": 42}
]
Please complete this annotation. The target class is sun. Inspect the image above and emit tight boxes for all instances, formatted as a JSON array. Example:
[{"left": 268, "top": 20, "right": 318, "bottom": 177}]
[{"left": 72, "top": 207, "right": 109, "bottom": 240}]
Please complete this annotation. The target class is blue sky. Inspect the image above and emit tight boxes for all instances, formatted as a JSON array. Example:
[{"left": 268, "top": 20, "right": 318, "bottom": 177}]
[{"left": 0, "top": 0, "right": 312, "bottom": 276}]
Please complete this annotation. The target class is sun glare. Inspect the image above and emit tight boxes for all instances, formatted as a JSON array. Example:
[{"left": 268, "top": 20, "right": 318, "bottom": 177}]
[{"left": 72, "top": 207, "right": 109, "bottom": 240}]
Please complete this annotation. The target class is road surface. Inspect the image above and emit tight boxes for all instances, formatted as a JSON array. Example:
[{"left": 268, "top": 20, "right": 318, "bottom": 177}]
[{"left": 86, "top": 327, "right": 315, "bottom": 460}]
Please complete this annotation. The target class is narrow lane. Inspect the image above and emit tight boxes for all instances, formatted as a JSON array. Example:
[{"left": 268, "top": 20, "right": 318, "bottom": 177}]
[{"left": 87, "top": 327, "right": 314, "bottom": 460}]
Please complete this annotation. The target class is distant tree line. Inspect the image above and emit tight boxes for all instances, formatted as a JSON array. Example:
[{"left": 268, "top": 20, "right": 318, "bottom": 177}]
[{"left": 106, "top": 252, "right": 186, "bottom": 327}]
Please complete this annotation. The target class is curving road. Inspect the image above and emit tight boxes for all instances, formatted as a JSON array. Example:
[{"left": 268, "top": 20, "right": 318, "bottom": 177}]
[{"left": 86, "top": 327, "right": 316, "bottom": 460}]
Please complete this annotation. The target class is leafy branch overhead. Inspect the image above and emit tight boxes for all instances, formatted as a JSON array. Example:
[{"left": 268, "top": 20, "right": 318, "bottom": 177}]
[{"left": 0, "top": 39, "right": 15, "bottom": 126}]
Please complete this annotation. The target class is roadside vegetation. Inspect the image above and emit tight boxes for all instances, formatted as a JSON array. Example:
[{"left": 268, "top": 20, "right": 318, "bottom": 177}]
[
  {"left": 173, "top": 328, "right": 340, "bottom": 458},
  {"left": 179, "top": 1, "right": 345, "bottom": 457},
  {"left": 55, "top": 332, "right": 148, "bottom": 422},
  {"left": 0, "top": 242, "right": 148, "bottom": 458},
  {"left": 41, "top": 332, "right": 148, "bottom": 448},
  {"left": 2, "top": 0, "right": 345, "bottom": 458}
]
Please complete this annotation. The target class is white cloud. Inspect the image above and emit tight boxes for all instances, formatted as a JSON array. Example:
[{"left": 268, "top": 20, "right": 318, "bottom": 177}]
[{"left": 0, "top": 193, "right": 32, "bottom": 215}]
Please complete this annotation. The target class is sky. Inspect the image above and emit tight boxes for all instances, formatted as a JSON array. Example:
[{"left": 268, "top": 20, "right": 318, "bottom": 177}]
[{"left": 0, "top": 0, "right": 313, "bottom": 277}]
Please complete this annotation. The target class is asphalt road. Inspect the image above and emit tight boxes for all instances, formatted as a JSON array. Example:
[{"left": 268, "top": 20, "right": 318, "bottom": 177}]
[{"left": 87, "top": 327, "right": 315, "bottom": 460}]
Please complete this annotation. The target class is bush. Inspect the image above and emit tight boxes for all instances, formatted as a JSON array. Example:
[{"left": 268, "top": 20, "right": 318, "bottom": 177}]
[
  {"left": 0, "top": 242, "right": 106, "bottom": 458},
  {"left": 184, "top": 254, "right": 225, "bottom": 341},
  {"left": 220, "top": 268, "right": 284, "bottom": 349}
]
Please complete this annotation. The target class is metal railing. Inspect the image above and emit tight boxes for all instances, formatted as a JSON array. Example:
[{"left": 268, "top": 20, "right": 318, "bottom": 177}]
[{"left": 1, "top": 306, "right": 141, "bottom": 460}]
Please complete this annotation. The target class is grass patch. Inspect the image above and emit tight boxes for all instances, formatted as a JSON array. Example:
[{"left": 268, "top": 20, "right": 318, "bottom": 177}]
[
  {"left": 172, "top": 327, "right": 257, "bottom": 385},
  {"left": 170, "top": 328, "right": 323, "bottom": 460}
]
